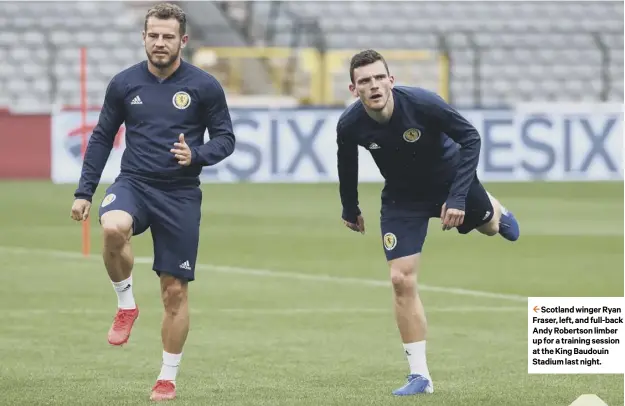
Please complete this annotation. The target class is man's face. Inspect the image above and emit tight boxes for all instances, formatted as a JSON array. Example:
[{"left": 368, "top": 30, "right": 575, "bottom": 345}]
[
  {"left": 143, "top": 17, "right": 187, "bottom": 69},
  {"left": 349, "top": 60, "right": 394, "bottom": 111}
]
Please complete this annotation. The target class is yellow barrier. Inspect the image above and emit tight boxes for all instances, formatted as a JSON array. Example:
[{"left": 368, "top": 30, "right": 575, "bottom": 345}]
[
  {"left": 321, "top": 49, "right": 449, "bottom": 104},
  {"left": 193, "top": 47, "right": 449, "bottom": 105}
]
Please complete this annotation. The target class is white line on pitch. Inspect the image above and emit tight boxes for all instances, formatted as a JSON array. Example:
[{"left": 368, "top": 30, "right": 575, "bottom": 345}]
[
  {"left": 0, "top": 246, "right": 527, "bottom": 302},
  {"left": 3, "top": 306, "right": 526, "bottom": 317},
  {"left": 217, "top": 306, "right": 525, "bottom": 314}
]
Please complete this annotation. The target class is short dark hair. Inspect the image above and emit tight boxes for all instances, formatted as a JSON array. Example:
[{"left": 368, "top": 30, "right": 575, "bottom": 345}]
[
  {"left": 349, "top": 49, "right": 389, "bottom": 83},
  {"left": 145, "top": 3, "right": 187, "bottom": 36}
]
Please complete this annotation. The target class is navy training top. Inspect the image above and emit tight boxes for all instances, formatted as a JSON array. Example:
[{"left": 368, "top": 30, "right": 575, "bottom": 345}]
[
  {"left": 336, "top": 86, "right": 481, "bottom": 222},
  {"left": 75, "top": 59, "right": 236, "bottom": 200}
]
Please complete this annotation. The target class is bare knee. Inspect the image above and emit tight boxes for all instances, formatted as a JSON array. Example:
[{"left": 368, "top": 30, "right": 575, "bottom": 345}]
[
  {"left": 102, "top": 224, "right": 131, "bottom": 249},
  {"left": 101, "top": 211, "right": 133, "bottom": 250},
  {"left": 161, "top": 276, "right": 187, "bottom": 317},
  {"left": 389, "top": 255, "right": 419, "bottom": 297},
  {"left": 391, "top": 267, "right": 415, "bottom": 297}
]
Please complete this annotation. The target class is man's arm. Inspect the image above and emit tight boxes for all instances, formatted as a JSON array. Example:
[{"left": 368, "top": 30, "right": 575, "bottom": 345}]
[
  {"left": 336, "top": 122, "right": 361, "bottom": 223},
  {"left": 74, "top": 77, "right": 125, "bottom": 201},
  {"left": 191, "top": 80, "right": 236, "bottom": 166},
  {"left": 426, "top": 92, "right": 481, "bottom": 211}
]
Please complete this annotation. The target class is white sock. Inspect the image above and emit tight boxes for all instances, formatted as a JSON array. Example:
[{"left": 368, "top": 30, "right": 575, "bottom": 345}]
[
  {"left": 158, "top": 351, "right": 182, "bottom": 384},
  {"left": 403, "top": 341, "right": 433, "bottom": 390},
  {"left": 111, "top": 275, "right": 136, "bottom": 310}
]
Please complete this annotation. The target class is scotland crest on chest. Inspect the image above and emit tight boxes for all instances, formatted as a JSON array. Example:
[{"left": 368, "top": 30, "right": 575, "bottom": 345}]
[
  {"left": 125, "top": 86, "right": 201, "bottom": 126},
  {"left": 166, "top": 88, "right": 202, "bottom": 125},
  {"left": 172, "top": 90, "right": 191, "bottom": 110},
  {"left": 402, "top": 128, "right": 422, "bottom": 143}
]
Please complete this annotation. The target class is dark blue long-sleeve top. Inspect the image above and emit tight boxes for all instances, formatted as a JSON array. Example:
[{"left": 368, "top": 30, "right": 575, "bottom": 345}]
[
  {"left": 336, "top": 86, "right": 481, "bottom": 223},
  {"left": 75, "top": 59, "right": 236, "bottom": 201}
]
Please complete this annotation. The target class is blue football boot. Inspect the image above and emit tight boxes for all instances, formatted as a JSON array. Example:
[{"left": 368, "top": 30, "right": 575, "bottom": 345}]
[
  {"left": 392, "top": 374, "right": 433, "bottom": 396},
  {"left": 498, "top": 206, "right": 520, "bottom": 241}
]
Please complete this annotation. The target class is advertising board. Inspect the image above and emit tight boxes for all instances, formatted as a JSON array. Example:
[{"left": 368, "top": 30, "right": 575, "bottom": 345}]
[{"left": 50, "top": 103, "right": 623, "bottom": 184}]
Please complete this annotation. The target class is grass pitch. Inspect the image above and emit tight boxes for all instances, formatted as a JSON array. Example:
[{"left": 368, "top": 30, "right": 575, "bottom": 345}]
[{"left": 0, "top": 181, "right": 622, "bottom": 405}]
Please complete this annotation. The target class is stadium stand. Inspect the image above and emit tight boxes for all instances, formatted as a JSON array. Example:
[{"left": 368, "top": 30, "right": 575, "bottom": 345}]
[
  {"left": 0, "top": 1, "right": 622, "bottom": 111},
  {"left": 238, "top": 1, "right": 624, "bottom": 106},
  {"left": 0, "top": 1, "right": 144, "bottom": 111}
]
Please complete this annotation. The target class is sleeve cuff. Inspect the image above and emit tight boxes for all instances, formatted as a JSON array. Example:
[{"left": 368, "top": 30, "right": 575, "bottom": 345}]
[
  {"left": 341, "top": 206, "right": 361, "bottom": 223},
  {"left": 74, "top": 193, "right": 93, "bottom": 202}
]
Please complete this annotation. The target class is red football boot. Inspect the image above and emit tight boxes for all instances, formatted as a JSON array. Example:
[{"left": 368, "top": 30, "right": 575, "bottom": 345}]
[
  {"left": 107, "top": 307, "right": 139, "bottom": 346},
  {"left": 150, "top": 380, "right": 176, "bottom": 401}
]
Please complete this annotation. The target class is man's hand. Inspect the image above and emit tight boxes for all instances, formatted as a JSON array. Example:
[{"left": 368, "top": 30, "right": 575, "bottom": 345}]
[
  {"left": 343, "top": 215, "right": 365, "bottom": 234},
  {"left": 71, "top": 199, "right": 92, "bottom": 221},
  {"left": 441, "top": 203, "right": 465, "bottom": 231},
  {"left": 171, "top": 133, "right": 192, "bottom": 166}
]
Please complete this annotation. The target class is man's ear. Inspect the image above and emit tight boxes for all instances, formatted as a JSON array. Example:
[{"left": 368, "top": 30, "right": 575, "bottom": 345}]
[{"left": 349, "top": 83, "right": 358, "bottom": 98}]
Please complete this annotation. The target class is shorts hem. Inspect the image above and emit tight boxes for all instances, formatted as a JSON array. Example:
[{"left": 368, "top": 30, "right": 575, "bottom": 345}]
[
  {"left": 457, "top": 208, "right": 495, "bottom": 234},
  {"left": 384, "top": 249, "right": 423, "bottom": 261},
  {"left": 154, "top": 268, "right": 195, "bottom": 282}
]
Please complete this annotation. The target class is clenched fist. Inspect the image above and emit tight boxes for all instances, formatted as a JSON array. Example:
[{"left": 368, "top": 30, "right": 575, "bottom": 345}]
[{"left": 71, "top": 199, "right": 91, "bottom": 221}]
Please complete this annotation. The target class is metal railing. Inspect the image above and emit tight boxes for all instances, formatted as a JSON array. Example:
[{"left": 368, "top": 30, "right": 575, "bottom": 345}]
[
  {"left": 458, "top": 29, "right": 622, "bottom": 107},
  {"left": 0, "top": 5, "right": 620, "bottom": 111},
  {"left": 194, "top": 46, "right": 450, "bottom": 106}
]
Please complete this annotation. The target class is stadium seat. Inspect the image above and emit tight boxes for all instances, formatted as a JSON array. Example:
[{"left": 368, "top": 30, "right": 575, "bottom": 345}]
[{"left": 0, "top": 1, "right": 621, "bottom": 110}]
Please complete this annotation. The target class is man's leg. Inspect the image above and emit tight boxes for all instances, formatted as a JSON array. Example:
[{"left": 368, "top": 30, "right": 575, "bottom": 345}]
[
  {"left": 454, "top": 175, "right": 520, "bottom": 241},
  {"left": 148, "top": 186, "right": 201, "bottom": 401},
  {"left": 151, "top": 273, "right": 189, "bottom": 398},
  {"left": 101, "top": 210, "right": 134, "bottom": 288},
  {"left": 470, "top": 189, "right": 520, "bottom": 241},
  {"left": 98, "top": 183, "right": 149, "bottom": 346},
  {"left": 381, "top": 212, "right": 434, "bottom": 396},
  {"left": 160, "top": 274, "right": 189, "bottom": 359},
  {"left": 149, "top": 276, "right": 190, "bottom": 402},
  {"left": 389, "top": 254, "right": 433, "bottom": 393},
  {"left": 479, "top": 192, "right": 520, "bottom": 241},
  {"left": 474, "top": 191, "right": 501, "bottom": 236}
]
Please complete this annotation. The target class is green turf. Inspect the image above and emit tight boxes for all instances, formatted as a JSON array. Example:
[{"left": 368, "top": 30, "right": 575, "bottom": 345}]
[{"left": 0, "top": 180, "right": 623, "bottom": 405}]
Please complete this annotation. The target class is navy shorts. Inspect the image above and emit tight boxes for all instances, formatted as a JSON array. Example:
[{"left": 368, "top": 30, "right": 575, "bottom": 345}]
[
  {"left": 380, "top": 175, "right": 494, "bottom": 261},
  {"left": 98, "top": 177, "right": 202, "bottom": 281}
]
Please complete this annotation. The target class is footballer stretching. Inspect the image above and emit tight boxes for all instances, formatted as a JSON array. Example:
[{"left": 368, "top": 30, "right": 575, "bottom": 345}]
[
  {"left": 70, "top": 3, "right": 235, "bottom": 401},
  {"left": 336, "top": 50, "right": 520, "bottom": 396}
]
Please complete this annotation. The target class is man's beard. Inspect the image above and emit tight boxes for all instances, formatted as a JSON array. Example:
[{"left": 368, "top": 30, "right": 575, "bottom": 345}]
[{"left": 147, "top": 47, "right": 180, "bottom": 69}]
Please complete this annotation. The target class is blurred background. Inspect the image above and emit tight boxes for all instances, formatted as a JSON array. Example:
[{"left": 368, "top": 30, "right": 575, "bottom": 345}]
[
  {"left": 0, "top": 0, "right": 622, "bottom": 180},
  {"left": 0, "top": 2, "right": 623, "bottom": 405},
  {"left": 0, "top": 0, "right": 622, "bottom": 110}
]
